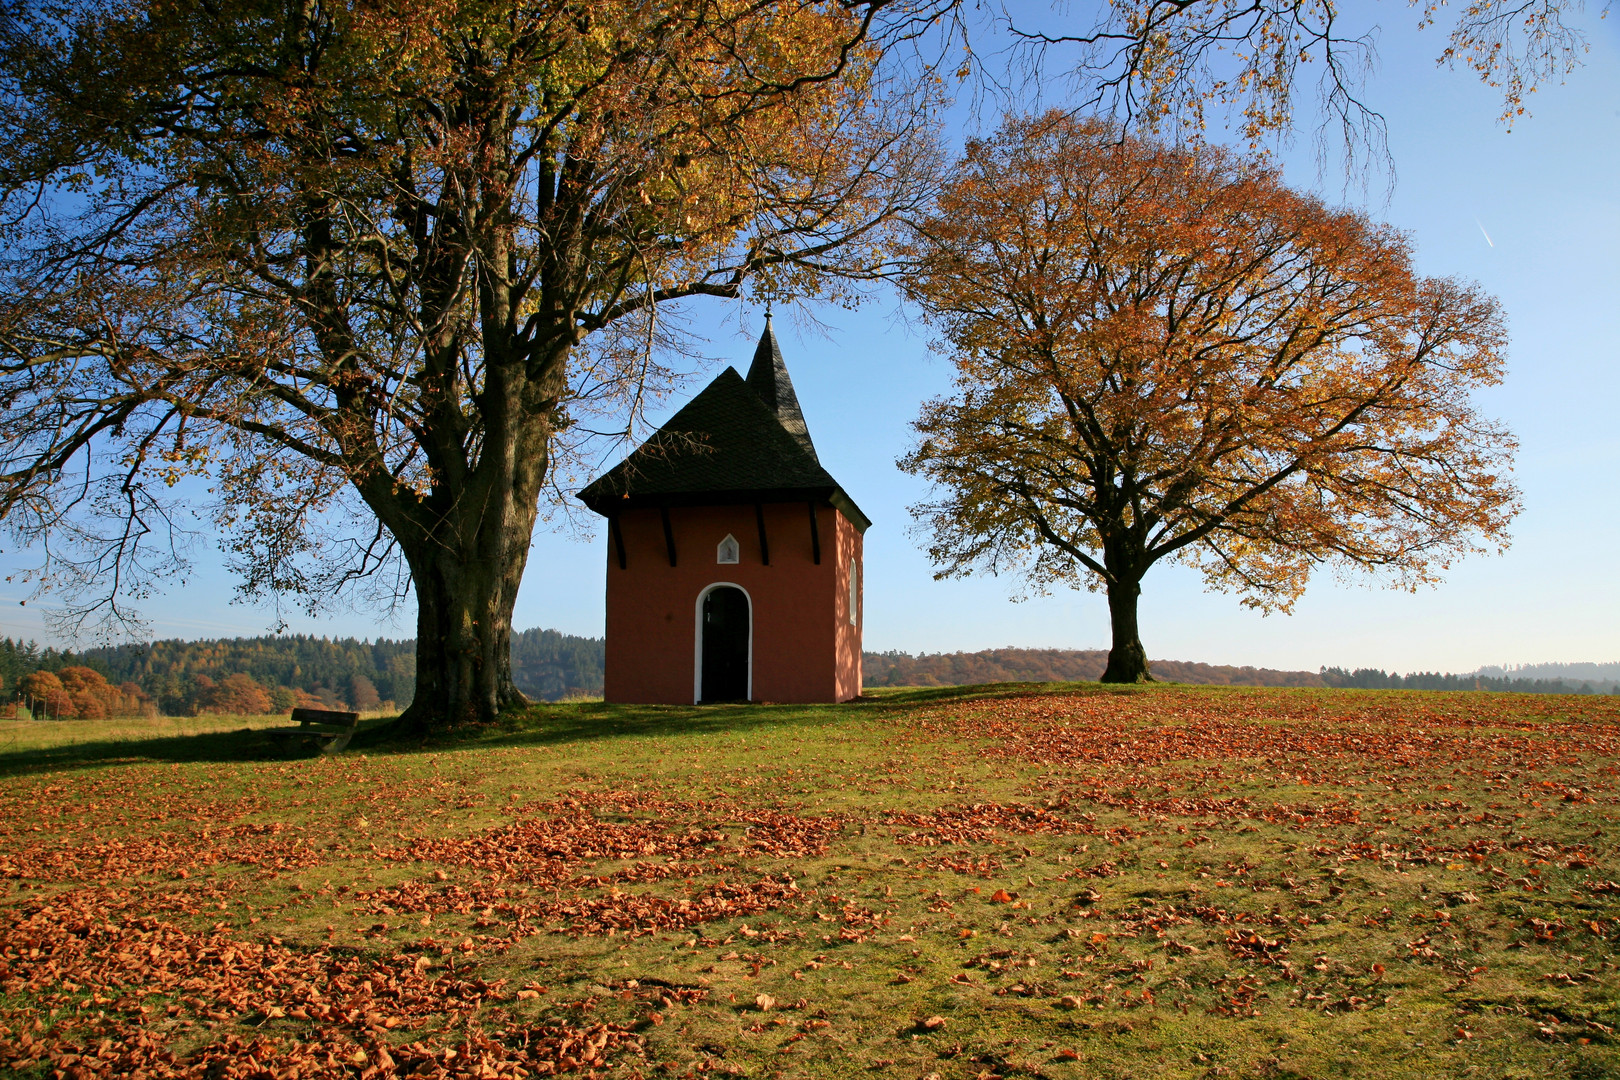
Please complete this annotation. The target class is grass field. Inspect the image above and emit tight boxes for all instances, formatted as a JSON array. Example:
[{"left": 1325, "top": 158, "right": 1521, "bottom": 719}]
[
  {"left": 1, "top": 683, "right": 1617, "bottom": 1079},
  {"left": 0, "top": 711, "right": 401, "bottom": 754}
]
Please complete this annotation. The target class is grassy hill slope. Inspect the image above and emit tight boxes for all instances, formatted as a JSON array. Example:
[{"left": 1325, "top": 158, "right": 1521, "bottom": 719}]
[
  {"left": 2, "top": 683, "right": 1617, "bottom": 1078},
  {"left": 863, "top": 647, "right": 1327, "bottom": 688}
]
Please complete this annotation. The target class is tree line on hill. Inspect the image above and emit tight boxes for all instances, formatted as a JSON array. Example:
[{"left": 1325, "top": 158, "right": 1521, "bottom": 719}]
[
  {"left": 1473, "top": 661, "right": 1620, "bottom": 684},
  {"left": 863, "top": 649, "right": 1620, "bottom": 695},
  {"left": 861, "top": 648, "right": 1333, "bottom": 690},
  {"left": 3, "top": 633, "right": 1613, "bottom": 720},
  {"left": 1317, "top": 668, "right": 1618, "bottom": 695},
  {"left": 0, "top": 628, "right": 604, "bottom": 719}
]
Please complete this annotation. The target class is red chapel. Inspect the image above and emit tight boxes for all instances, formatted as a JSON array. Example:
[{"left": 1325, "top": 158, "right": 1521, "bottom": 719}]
[{"left": 579, "top": 319, "right": 870, "bottom": 704}]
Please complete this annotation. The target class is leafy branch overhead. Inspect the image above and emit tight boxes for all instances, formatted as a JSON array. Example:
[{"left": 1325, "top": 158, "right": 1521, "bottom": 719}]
[{"left": 1006, "top": 0, "right": 1595, "bottom": 168}]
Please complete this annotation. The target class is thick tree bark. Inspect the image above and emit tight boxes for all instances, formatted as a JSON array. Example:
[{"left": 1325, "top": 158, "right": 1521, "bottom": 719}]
[
  {"left": 386, "top": 347, "right": 563, "bottom": 734},
  {"left": 399, "top": 541, "right": 531, "bottom": 732},
  {"left": 1100, "top": 577, "right": 1153, "bottom": 683}
]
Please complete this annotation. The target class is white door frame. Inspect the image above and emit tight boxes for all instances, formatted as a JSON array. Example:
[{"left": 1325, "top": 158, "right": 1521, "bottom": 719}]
[{"left": 694, "top": 582, "right": 753, "bottom": 704}]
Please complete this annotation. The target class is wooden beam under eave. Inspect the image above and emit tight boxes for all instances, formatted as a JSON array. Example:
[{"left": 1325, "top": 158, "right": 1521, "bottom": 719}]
[
  {"left": 610, "top": 515, "right": 627, "bottom": 570},
  {"left": 660, "top": 506, "right": 677, "bottom": 567},
  {"left": 755, "top": 503, "right": 770, "bottom": 566}
]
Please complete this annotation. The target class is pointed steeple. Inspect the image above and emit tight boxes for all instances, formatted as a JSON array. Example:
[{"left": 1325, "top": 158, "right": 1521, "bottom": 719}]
[{"left": 745, "top": 315, "right": 817, "bottom": 461}]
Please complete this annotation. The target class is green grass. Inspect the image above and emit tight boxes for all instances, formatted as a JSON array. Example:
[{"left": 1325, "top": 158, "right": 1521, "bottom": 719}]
[
  {"left": 1, "top": 683, "right": 1618, "bottom": 1079},
  {"left": 0, "top": 708, "right": 397, "bottom": 759},
  {"left": 0, "top": 711, "right": 298, "bottom": 752}
]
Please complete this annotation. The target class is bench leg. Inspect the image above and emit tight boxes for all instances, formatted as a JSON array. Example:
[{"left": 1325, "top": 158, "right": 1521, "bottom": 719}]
[{"left": 320, "top": 733, "right": 353, "bottom": 755}]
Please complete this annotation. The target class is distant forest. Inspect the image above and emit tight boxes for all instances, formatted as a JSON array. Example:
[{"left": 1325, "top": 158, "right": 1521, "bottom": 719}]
[
  {"left": 2, "top": 633, "right": 1613, "bottom": 719},
  {"left": 1473, "top": 661, "right": 1620, "bottom": 683},
  {"left": 1317, "top": 667, "right": 1617, "bottom": 695},
  {"left": 0, "top": 628, "right": 604, "bottom": 718},
  {"left": 864, "top": 649, "right": 1620, "bottom": 695},
  {"left": 864, "top": 648, "right": 1326, "bottom": 689}
]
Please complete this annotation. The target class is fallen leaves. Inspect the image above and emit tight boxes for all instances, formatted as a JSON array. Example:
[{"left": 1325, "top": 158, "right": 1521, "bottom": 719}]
[
  {"left": 0, "top": 822, "right": 324, "bottom": 884},
  {"left": 902, "top": 689, "right": 1620, "bottom": 788},
  {"left": 0, "top": 885, "right": 646, "bottom": 1076},
  {"left": 374, "top": 809, "right": 724, "bottom": 883},
  {"left": 30, "top": 1023, "right": 646, "bottom": 1078},
  {"left": 4, "top": 685, "right": 1619, "bottom": 1077},
  {"left": 885, "top": 801, "right": 1092, "bottom": 847},
  {"left": 548, "top": 876, "right": 802, "bottom": 938}
]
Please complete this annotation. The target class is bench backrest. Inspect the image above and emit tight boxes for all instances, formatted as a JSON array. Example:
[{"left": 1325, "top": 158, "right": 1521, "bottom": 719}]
[{"left": 290, "top": 707, "right": 361, "bottom": 732}]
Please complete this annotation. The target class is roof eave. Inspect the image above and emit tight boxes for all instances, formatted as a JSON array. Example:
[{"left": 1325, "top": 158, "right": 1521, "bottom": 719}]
[
  {"left": 828, "top": 488, "right": 872, "bottom": 534},
  {"left": 580, "top": 485, "right": 871, "bottom": 533}
]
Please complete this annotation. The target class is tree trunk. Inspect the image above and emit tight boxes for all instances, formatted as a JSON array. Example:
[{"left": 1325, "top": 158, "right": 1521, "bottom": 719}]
[
  {"left": 1100, "top": 578, "right": 1152, "bottom": 683},
  {"left": 398, "top": 542, "right": 530, "bottom": 732},
  {"left": 387, "top": 358, "right": 558, "bottom": 734}
]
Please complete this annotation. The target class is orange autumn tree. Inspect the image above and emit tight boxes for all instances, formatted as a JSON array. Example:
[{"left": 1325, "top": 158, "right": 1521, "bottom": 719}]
[
  {"left": 16, "top": 666, "right": 150, "bottom": 719},
  {"left": 0, "top": 0, "right": 944, "bottom": 729},
  {"left": 899, "top": 114, "right": 1518, "bottom": 683}
]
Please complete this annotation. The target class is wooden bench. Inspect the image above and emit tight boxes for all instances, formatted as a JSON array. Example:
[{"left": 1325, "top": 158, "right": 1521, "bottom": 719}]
[{"left": 264, "top": 708, "right": 368, "bottom": 754}]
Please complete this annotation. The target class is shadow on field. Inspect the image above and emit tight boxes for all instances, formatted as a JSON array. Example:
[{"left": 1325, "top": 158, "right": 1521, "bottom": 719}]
[
  {"left": 0, "top": 680, "right": 1120, "bottom": 776},
  {"left": 0, "top": 723, "right": 392, "bottom": 777},
  {"left": 431, "top": 679, "right": 1119, "bottom": 757}
]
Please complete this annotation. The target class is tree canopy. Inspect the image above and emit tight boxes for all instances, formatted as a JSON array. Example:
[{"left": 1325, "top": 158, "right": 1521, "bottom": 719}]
[
  {"left": 899, "top": 113, "right": 1519, "bottom": 682},
  {"left": 0, "top": 0, "right": 943, "bottom": 727}
]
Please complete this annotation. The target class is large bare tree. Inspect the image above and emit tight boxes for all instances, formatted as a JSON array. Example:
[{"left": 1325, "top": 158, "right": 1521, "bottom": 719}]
[
  {"left": 0, "top": 0, "right": 944, "bottom": 729},
  {"left": 899, "top": 114, "right": 1519, "bottom": 682}
]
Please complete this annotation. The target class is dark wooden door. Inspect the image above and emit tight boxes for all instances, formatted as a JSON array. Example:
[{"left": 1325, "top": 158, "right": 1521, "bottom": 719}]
[{"left": 700, "top": 586, "right": 750, "bottom": 702}]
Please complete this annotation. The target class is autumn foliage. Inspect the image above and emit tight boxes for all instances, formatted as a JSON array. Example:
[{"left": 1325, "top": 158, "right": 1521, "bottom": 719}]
[
  {"left": 900, "top": 114, "right": 1517, "bottom": 682},
  {"left": 15, "top": 666, "right": 152, "bottom": 720}
]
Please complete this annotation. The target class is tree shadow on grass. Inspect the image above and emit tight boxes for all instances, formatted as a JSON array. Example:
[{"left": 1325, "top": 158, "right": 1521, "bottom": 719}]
[
  {"left": 0, "top": 680, "right": 1118, "bottom": 777},
  {"left": 409, "top": 680, "right": 1119, "bottom": 757},
  {"left": 0, "top": 725, "right": 321, "bottom": 778}
]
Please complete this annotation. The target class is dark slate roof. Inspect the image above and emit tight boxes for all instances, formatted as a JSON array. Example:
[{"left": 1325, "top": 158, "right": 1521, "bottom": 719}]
[
  {"left": 745, "top": 317, "right": 817, "bottom": 460},
  {"left": 578, "top": 323, "right": 869, "bottom": 531}
]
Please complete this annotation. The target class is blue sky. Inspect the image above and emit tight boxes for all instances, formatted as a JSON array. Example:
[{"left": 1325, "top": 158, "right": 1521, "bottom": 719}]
[{"left": 2, "top": 4, "right": 1616, "bottom": 673}]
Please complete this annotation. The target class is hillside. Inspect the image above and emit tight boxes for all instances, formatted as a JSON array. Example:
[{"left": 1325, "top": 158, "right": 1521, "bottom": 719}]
[
  {"left": 6, "top": 632, "right": 1613, "bottom": 720},
  {"left": 864, "top": 648, "right": 1618, "bottom": 694},
  {"left": 862, "top": 647, "right": 1327, "bottom": 688},
  {"left": 4, "top": 686, "right": 1618, "bottom": 1078}
]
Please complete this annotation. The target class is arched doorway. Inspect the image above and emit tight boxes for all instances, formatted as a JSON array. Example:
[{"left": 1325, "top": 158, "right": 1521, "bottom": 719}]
[{"left": 698, "top": 584, "right": 751, "bottom": 703}]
